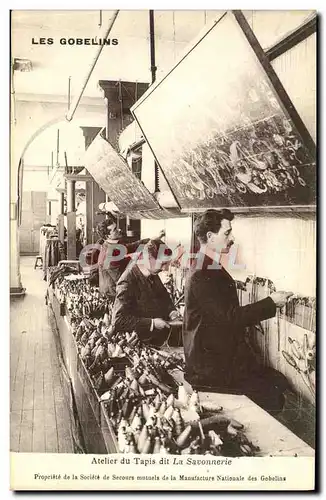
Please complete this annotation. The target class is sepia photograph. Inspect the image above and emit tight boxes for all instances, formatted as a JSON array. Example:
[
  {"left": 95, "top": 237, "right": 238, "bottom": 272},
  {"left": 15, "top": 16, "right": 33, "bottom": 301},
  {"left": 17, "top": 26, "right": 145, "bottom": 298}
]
[{"left": 9, "top": 8, "right": 316, "bottom": 491}]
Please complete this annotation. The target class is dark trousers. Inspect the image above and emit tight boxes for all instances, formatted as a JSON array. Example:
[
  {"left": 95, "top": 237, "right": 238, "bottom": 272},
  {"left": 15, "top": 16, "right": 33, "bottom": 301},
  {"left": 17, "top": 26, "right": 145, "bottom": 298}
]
[{"left": 235, "top": 367, "right": 288, "bottom": 415}]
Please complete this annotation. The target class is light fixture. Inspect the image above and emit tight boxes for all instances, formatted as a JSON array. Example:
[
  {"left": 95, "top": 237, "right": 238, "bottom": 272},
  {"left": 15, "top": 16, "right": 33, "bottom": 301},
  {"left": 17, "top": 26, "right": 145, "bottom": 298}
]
[{"left": 13, "top": 58, "right": 33, "bottom": 72}]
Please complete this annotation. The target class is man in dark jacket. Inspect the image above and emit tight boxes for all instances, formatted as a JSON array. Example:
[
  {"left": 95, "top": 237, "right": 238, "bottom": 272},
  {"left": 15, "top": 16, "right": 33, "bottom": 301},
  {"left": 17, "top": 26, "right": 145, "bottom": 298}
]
[
  {"left": 98, "top": 219, "right": 165, "bottom": 298},
  {"left": 112, "top": 239, "right": 181, "bottom": 346},
  {"left": 183, "top": 209, "right": 293, "bottom": 414}
]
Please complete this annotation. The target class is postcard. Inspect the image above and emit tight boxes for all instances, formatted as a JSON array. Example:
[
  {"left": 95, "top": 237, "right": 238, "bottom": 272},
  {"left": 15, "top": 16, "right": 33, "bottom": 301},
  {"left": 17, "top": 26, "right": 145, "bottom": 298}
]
[{"left": 10, "top": 9, "right": 316, "bottom": 491}]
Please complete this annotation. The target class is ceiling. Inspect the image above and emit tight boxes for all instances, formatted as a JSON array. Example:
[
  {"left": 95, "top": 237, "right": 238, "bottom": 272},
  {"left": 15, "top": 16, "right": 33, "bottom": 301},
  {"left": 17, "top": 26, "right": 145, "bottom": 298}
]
[
  {"left": 11, "top": 10, "right": 315, "bottom": 102},
  {"left": 11, "top": 10, "right": 221, "bottom": 100}
]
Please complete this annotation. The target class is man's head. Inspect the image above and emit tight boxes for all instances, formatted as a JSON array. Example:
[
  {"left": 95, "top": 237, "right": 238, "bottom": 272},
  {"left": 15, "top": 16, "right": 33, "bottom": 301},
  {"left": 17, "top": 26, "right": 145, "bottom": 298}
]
[
  {"left": 194, "top": 209, "right": 235, "bottom": 253},
  {"left": 140, "top": 239, "right": 173, "bottom": 274},
  {"left": 96, "top": 217, "right": 123, "bottom": 241},
  {"left": 106, "top": 219, "right": 123, "bottom": 241},
  {"left": 96, "top": 220, "right": 111, "bottom": 240}
]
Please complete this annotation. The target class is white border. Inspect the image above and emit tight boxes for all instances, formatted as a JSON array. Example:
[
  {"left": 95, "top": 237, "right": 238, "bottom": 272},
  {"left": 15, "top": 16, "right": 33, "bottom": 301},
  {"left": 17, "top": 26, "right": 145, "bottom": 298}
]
[{"left": 2, "top": 2, "right": 324, "bottom": 499}]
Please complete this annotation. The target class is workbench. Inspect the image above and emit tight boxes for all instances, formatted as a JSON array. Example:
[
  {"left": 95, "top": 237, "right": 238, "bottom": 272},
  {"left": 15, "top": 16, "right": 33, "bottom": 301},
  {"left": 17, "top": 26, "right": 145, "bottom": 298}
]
[
  {"left": 48, "top": 286, "right": 118, "bottom": 453},
  {"left": 198, "top": 392, "right": 314, "bottom": 457},
  {"left": 48, "top": 286, "right": 315, "bottom": 457}
]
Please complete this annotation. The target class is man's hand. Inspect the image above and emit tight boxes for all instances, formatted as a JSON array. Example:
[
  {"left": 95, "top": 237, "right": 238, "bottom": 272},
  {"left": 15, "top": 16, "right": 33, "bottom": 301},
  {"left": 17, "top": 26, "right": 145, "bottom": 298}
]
[
  {"left": 169, "top": 310, "right": 182, "bottom": 321},
  {"left": 153, "top": 318, "right": 170, "bottom": 330},
  {"left": 270, "top": 291, "right": 293, "bottom": 308}
]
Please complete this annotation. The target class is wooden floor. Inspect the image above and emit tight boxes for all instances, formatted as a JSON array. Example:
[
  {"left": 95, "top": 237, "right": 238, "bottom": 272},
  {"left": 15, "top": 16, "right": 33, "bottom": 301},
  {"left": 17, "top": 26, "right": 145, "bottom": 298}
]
[{"left": 10, "top": 256, "right": 74, "bottom": 453}]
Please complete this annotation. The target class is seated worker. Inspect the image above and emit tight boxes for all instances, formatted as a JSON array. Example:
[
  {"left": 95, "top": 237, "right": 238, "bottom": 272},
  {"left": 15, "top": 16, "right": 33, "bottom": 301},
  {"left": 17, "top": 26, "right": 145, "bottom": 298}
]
[
  {"left": 183, "top": 209, "right": 293, "bottom": 415},
  {"left": 112, "top": 239, "right": 181, "bottom": 347},
  {"left": 97, "top": 218, "right": 165, "bottom": 298}
]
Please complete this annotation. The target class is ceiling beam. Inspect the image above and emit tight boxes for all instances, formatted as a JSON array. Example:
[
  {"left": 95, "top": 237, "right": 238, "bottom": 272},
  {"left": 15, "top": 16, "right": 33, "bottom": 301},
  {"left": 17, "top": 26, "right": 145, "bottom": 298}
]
[
  {"left": 14, "top": 93, "right": 105, "bottom": 106},
  {"left": 266, "top": 15, "right": 317, "bottom": 61}
]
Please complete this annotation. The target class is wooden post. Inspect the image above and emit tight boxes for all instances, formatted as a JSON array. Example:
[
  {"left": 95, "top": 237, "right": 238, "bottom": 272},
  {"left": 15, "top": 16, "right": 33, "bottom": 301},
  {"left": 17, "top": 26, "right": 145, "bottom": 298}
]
[
  {"left": 57, "top": 214, "right": 65, "bottom": 244},
  {"left": 92, "top": 182, "right": 106, "bottom": 241},
  {"left": 67, "top": 212, "right": 76, "bottom": 260},
  {"left": 86, "top": 181, "right": 93, "bottom": 245},
  {"left": 58, "top": 192, "right": 65, "bottom": 244},
  {"left": 60, "top": 192, "right": 65, "bottom": 214},
  {"left": 64, "top": 151, "right": 69, "bottom": 174},
  {"left": 67, "top": 180, "right": 76, "bottom": 212}
]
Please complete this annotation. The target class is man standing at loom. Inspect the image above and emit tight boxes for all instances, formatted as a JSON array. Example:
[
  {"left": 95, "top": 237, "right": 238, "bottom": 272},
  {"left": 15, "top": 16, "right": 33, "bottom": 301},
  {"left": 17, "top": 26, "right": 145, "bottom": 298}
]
[{"left": 183, "top": 209, "right": 293, "bottom": 414}]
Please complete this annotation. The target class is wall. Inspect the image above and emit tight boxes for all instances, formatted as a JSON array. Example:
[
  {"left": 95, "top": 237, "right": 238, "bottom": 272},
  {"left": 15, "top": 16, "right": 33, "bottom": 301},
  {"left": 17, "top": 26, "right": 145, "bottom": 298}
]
[
  {"left": 244, "top": 10, "right": 315, "bottom": 50},
  {"left": 152, "top": 10, "right": 315, "bottom": 76},
  {"left": 230, "top": 216, "right": 316, "bottom": 297},
  {"left": 141, "top": 216, "right": 192, "bottom": 252},
  {"left": 141, "top": 214, "right": 316, "bottom": 296},
  {"left": 23, "top": 122, "right": 86, "bottom": 168},
  {"left": 271, "top": 33, "right": 316, "bottom": 142},
  {"left": 22, "top": 165, "right": 49, "bottom": 192},
  {"left": 19, "top": 165, "right": 50, "bottom": 254},
  {"left": 10, "top": 96, "right": 107, "bottom": 291},
  {"left": 20, "top": 191, "right": 49, "bottom": 254},
  {"left": 12, "top": 98, "right": 107, "bottom": 201}
]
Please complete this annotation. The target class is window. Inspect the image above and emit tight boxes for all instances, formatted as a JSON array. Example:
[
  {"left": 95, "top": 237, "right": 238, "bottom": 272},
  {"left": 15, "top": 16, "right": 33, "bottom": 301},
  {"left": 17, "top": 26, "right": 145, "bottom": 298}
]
[{"left": 131, "top": 157, "right": 142, "bottom": 181}]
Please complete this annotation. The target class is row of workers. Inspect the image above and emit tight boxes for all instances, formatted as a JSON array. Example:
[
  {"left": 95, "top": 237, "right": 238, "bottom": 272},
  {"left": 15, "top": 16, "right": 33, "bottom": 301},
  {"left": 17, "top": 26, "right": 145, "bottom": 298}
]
[{"left": 84, "top": 209, "right": 293, "bottom": 414}]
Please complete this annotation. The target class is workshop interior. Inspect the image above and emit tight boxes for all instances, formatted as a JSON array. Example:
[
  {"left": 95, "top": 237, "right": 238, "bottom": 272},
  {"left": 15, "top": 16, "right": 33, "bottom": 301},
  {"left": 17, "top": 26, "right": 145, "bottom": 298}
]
[{"left": 10, "top": 10, "right": 316, "bottom": 458}]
